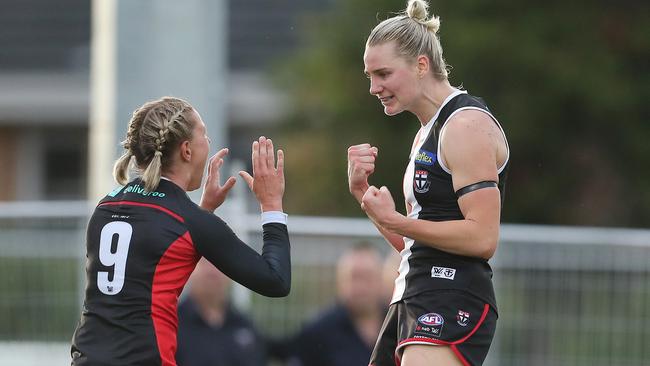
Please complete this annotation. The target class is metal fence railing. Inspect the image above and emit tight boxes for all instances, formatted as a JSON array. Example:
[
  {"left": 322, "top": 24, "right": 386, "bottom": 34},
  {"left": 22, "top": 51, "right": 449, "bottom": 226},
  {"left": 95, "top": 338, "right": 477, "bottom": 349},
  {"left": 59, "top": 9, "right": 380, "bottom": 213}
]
[{"left": 1, "top": 201, "right": 648, "bottom": 365}]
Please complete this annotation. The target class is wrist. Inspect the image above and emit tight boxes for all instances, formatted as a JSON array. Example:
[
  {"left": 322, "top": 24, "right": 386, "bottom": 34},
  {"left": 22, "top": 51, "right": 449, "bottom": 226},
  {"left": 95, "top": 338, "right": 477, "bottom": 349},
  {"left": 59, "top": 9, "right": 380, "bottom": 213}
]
[
  {"left": 350, "top": 185, "right": 369, "bottom": 203},
  {"left": 260, "top": 202, "right": 283, "bottom": 212},
  {"left": 199, "top": 199, "right": 216, "bottom": 212},
  {"left": 383, "top": 211, "right": 406, "bottom": 233}
]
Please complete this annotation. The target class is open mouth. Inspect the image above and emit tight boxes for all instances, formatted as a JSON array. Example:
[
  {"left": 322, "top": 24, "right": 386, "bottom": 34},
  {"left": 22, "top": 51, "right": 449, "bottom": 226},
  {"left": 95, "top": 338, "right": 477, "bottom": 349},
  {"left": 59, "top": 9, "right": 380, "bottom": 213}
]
[{"left": 379, "top": 96, "right": 394, "bottom": 104}]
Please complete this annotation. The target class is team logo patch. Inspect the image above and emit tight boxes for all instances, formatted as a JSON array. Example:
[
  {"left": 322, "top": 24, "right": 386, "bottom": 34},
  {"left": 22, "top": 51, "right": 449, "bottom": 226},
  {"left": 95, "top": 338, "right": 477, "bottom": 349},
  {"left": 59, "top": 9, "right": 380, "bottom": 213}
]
[
  {"left": 457, "top": 310, "right": 470, "bottom": 327},
  {"left": 415, "top": 313, "right": 444, "bottom": 338},
  {"left": 414, "top": 170, "right": 431, "bottom": 193},
  {"left": 431, "top": 266, "right": 456, "bottom": 280},
  {"left": 415, "top": 149, "right": 436, "bottom": 166}
]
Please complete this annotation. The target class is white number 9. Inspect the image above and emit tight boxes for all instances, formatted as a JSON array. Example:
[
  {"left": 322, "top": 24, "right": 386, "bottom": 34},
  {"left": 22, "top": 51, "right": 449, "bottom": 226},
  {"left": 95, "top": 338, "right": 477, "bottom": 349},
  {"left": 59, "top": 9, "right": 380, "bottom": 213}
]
[{"left": 97, "top": 221, "right": 133, "bottom": 295}]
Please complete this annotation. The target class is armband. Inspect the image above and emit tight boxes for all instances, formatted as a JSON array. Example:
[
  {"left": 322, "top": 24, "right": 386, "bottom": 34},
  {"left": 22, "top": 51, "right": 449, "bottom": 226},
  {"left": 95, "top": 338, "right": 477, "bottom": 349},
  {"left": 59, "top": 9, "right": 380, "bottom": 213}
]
[{"left": 455, "top": 181, "right": 497, "bottom": 198}]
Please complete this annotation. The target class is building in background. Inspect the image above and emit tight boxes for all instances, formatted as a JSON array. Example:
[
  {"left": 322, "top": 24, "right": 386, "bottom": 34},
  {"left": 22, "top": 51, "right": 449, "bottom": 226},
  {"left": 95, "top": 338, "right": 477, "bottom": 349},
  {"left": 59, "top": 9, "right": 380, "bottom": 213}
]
[
  {"left": 0, "top": 0, "right": 329, "bottom": 202},
  {"left": 0, "top": 1, "right": 90, "bottom": 200}
]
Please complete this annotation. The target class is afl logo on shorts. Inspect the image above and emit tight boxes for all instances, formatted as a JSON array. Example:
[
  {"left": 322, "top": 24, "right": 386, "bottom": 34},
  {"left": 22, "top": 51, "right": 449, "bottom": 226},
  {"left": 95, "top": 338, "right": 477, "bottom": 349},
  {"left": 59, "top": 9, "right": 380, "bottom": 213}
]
[
  {"left": 414, "top": 170, "right": 431, "bottom": 193},
  {"left": 418, "top": 313, "right": 444, "bottom": 326},
  {"left": 415, "top": 313, "right": 444, "bottom": 338}
]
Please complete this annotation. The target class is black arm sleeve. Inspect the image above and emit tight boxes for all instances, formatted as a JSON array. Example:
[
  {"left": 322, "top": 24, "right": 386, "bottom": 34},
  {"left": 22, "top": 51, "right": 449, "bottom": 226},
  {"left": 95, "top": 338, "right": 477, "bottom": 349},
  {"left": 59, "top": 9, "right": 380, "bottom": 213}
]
[{"left": 187, "top": 211, "right": 291, "bottom": 297}]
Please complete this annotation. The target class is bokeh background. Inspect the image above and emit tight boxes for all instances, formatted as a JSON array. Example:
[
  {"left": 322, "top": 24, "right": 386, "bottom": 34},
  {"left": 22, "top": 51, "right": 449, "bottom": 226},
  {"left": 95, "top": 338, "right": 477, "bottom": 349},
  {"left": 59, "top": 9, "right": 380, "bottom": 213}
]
[{"left": 0, "top": 0, "right": 648, "bottom": 365}]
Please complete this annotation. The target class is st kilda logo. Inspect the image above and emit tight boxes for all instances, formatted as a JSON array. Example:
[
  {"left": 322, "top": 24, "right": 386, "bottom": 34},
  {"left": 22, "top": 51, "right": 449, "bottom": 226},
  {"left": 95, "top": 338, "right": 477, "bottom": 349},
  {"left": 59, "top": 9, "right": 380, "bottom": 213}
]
[
  {"left": 457, "top": 310, "right": 470, "bottom": 327},
  {"left": 414, "top": 170, "right": 431, "bottom": 193}
]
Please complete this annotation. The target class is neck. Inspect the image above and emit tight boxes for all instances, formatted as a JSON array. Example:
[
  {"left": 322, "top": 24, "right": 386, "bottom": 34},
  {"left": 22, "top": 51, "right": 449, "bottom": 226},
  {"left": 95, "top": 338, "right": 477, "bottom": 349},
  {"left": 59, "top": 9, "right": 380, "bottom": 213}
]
[
  {"left": 412, "top": 79, "right": 456, "bottom": 126},
  {"left": 161, "top": 168, "right": 191, "bottom": 191}
]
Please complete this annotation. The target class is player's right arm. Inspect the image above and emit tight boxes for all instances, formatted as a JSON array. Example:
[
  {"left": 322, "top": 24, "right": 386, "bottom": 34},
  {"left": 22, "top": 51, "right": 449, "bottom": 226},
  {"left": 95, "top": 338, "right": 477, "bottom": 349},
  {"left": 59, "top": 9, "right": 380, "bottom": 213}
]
[
  {"left": 348, "top": 143, "right": 405, "bottom": 252},
  {"left": 191, "top": 136, "right": 291, "bottom": 297}
]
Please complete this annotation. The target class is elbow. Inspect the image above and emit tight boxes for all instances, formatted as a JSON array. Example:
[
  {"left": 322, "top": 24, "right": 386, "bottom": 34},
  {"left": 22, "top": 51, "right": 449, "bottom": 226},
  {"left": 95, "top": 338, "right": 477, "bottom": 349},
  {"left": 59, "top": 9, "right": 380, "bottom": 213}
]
[
  {"left": 267, "top": 281, "right": 291, "bottom": 298},
  {"left": 260, "top": 276, "right": 291, "bottom": 298},
  {"left": 477, "top": 237, "right": 498, "bottom": 260},
  {"left": 278, "top": 283, "right": 291, "bottom": 297}
]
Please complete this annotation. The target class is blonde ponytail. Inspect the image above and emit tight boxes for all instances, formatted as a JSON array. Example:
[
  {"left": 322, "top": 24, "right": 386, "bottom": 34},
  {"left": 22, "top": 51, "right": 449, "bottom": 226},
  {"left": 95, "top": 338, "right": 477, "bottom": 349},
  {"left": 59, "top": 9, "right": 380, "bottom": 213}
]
[
  {"left": 113, "top": 151, "right": 133, "bottom": 185},
  {"left": 141, "top": 150, "right": 163, "bottom": 192}
]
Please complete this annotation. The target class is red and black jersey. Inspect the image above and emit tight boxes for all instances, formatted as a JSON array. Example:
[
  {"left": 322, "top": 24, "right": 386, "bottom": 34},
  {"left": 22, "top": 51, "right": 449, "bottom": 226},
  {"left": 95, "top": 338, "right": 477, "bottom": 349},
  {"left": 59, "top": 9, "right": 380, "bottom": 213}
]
[
  {"left": 392, "top": 90, "right": 509, "bottom": 310},
  {"left": 71, "top": 178, "right": 291, "bottom": 366}
]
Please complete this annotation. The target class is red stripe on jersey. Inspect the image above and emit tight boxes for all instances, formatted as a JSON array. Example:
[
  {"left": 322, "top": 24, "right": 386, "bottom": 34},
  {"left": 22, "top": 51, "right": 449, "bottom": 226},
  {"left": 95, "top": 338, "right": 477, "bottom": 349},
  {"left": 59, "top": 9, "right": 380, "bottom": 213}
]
[
  {"left": 99, "top": 201, "right": 185, "bottom": 223},
  {"left": 151, "top": 231, "right": 200, "bottom": 366}
]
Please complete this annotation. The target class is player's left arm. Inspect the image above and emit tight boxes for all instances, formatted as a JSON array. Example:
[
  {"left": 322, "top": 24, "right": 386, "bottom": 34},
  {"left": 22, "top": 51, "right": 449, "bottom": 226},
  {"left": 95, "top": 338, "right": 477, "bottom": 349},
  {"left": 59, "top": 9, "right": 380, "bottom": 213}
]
[{"left": 364, "top": 110, "right": 503, "bottom": 260}]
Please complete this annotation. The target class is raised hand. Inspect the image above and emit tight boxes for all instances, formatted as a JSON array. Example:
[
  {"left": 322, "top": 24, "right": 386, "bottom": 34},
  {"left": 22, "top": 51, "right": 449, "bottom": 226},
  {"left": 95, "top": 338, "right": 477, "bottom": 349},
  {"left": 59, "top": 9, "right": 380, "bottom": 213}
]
[
  {"left": 347, "top": 143, "right": 379, "bottom": 203},
  {"left": 200, "top": 148, "right": 237, "bottom": 212},
  {"left": 361, "top": 185, "right": 400, "bottom": 229},
  {"left": 239, "top": 136, "right": 285, "bottom": 212}
]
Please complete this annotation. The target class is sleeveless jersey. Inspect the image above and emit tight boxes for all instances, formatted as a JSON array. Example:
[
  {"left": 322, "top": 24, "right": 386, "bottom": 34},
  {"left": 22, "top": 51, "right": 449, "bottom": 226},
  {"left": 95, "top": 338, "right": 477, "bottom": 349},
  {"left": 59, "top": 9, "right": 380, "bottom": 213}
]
[
  {"left": 71, "top": 178, "right": 291, "bottom": 366},
  {"left": 391, "top": 90, "right": 509, "bottom": 310}
]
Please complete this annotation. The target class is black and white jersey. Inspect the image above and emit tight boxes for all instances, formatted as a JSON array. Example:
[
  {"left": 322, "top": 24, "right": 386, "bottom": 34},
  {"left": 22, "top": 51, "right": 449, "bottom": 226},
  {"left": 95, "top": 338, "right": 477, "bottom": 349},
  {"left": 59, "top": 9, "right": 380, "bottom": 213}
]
[
  {"left": 392, "top": 90, "right": 509, "bottom": 309},
  {"left": 71, "top": 178, "right": 291, "bottom": 366}
]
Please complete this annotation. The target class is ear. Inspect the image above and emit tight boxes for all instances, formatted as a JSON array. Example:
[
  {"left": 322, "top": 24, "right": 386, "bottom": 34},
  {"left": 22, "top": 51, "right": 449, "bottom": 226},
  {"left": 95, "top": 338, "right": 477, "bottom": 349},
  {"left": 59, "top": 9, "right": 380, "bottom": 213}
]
[
  {"left": 179, "top": 140, "right": 192, "bottom": 162},
  {"left": 416, "top": 55, "right": 430, "bottom": 78}
]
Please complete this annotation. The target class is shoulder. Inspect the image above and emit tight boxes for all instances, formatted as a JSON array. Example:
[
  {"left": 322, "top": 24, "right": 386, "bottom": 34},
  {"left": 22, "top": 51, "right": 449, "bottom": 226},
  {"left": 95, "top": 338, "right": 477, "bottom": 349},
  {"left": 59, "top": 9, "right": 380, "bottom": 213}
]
[
  {"left": 438, "top": 108, "right": 503, "bottom": 184},
  {"left": 440, "top": 108, "right": 502, "bottom": 159},
  {"left": 443, "top": 109, "right": 499, "bottom": 140},
  {"left": 179, "top": 198, "right": 229, "bottom": 233}
]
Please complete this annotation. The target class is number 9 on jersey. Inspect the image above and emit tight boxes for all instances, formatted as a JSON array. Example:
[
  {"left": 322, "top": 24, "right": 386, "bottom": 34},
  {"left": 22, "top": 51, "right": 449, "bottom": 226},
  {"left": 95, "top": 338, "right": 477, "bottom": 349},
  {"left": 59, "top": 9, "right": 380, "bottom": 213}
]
[{"left": 97, "top": 221, "right": 133, "bottom": 295}]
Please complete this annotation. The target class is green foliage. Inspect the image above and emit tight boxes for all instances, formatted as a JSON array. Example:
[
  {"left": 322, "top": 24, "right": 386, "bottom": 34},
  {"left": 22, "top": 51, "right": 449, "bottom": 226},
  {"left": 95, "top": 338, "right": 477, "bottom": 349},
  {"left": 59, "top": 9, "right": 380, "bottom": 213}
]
[{"left": 271, "top": 0, "right": 650, "bottom": 226}]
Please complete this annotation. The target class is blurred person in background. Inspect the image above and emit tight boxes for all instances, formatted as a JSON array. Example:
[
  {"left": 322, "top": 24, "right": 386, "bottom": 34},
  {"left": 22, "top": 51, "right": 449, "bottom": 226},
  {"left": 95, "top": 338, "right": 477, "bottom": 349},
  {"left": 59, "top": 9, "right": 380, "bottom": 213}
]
[
  {"left": 276, "top": 242, "right": 386, "bottom": 366},
  {"left": 71, "top": 96, "right": 291, "bottom": 366},
  {"left": 347, "top": 0, "right": 509, "bottom": 365},
  {"left": 176, "top": 258, "right": 267, "bottom": 366}
]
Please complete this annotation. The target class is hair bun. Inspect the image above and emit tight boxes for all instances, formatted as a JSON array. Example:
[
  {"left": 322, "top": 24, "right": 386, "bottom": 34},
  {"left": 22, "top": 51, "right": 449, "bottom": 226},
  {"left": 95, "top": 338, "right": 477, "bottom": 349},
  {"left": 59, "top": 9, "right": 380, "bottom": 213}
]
[{"left": 406, "top": 0, "right": 440, "bottom": 34}]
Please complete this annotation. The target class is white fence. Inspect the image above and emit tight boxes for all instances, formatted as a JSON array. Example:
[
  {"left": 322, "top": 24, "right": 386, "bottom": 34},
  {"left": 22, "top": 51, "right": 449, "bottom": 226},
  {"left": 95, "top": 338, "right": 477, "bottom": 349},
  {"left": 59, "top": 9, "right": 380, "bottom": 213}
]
[{"left": 0, "top": 201, "right": 649, "bottom": 365}]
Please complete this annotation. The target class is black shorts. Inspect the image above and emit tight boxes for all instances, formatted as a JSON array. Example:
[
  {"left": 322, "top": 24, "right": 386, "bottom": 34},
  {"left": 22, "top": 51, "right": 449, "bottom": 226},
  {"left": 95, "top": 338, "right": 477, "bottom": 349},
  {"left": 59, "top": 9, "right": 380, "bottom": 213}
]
[{"left": 369, "top": 290, "right": 497, "bottom": 366}]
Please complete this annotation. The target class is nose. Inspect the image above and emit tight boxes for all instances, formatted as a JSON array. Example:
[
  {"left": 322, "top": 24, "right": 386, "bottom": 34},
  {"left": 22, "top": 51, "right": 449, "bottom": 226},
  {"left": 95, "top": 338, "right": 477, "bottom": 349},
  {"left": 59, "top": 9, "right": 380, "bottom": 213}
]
[{"left": 369, "top": 77, "right": 382, "bottom": 96}]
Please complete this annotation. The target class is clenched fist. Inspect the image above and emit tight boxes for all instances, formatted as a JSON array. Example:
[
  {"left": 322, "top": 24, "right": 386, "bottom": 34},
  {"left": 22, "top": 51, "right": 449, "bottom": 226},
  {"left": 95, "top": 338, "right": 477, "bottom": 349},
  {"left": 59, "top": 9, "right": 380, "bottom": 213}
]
[{"left": 347, "top": 143, "right": 378, "bottom": 203}]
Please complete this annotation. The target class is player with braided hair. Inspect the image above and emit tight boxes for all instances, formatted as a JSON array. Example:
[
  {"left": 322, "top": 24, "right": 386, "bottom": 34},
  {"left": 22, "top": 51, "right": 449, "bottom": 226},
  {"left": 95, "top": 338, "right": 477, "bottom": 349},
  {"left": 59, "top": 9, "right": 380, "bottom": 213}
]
[
  {"left": 71, "top": 96, "right": 291, "bottom": 366},
  {"left": 348, "top": 1, "right": 509, "bottom": 365}
]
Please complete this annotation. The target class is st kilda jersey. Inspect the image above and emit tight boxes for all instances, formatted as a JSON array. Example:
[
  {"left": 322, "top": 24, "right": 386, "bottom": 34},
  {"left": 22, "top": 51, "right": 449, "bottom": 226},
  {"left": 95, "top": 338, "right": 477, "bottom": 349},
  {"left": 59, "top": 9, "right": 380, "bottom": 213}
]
[
  {"left": 71, "top": 178, "right": 291, "bottom": 366},
  {"left": 392, "top": 90, "right": 509, "bottom": 310}
]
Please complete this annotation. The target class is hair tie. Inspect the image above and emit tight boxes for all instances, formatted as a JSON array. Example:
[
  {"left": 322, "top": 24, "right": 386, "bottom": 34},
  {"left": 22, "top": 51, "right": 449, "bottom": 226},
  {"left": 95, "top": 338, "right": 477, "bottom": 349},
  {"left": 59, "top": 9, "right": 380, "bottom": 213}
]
[{"left": 154, "top": 150, "right": 163, "bottom": 157}]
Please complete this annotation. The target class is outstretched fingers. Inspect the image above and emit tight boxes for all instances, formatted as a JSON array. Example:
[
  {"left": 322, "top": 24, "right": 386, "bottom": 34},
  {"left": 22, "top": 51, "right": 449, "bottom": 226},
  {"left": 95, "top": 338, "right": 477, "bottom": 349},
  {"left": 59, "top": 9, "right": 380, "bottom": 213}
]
[
  {"left": 207, "top": 149, "right": 228, "bottom": 183},
  {"left": 222, "top": 176, "right": 237, "bottom": 191},
  {"left": 276, "top": 149, "right": 284, "bottom": 177},
  {"left": 258, "top": 136, "right": 268, "bottom": 174},
  {"left": 266, "top": 138, "right": 275, "bottom": 171},
  {"left": 214, "top": 147, "right": 229, "bottom": 160},
  {"left": 251, "top": 140, "right": 260, "bottom": 177},
  {"left": 239, "top": 171, "right": 254, "bottom": 190}
]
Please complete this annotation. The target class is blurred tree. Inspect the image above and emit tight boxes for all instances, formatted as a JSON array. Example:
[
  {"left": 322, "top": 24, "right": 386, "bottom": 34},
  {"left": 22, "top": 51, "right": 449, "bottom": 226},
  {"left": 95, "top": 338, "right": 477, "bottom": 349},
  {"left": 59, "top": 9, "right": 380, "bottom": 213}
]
[{"left": 269, "top": 0, "right": 649, "bottom": 227}]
